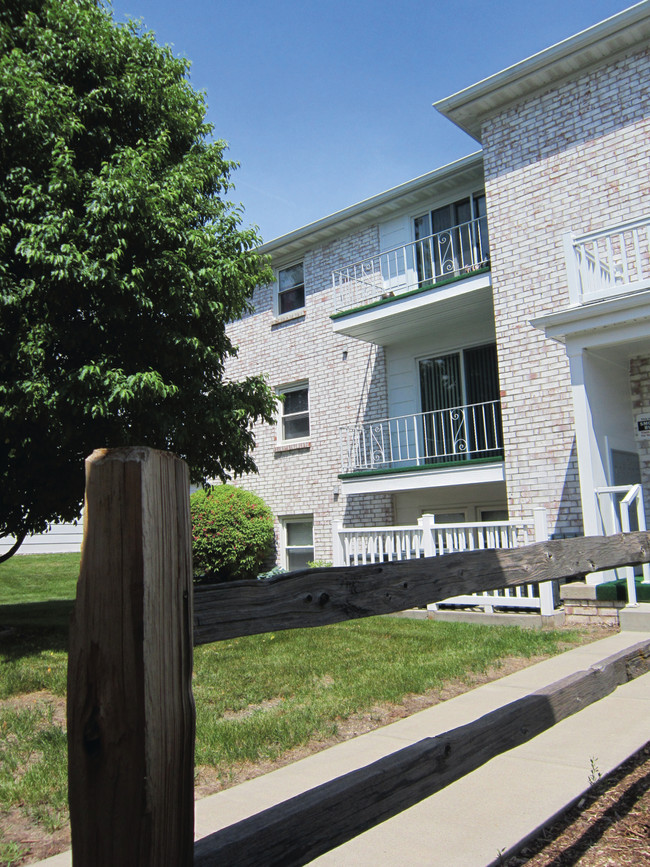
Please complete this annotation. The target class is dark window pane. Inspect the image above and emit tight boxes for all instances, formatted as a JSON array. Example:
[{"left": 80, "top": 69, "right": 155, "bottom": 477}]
[
  {"left": 279, "top": 263, "right": 304, "bottom": 291},
  {"left": 455, "top": 198, "right": 471, "bottom": 224},
  {"left": 279, "top": 285, "right": 305, "bottom": 313},
  {"left": 284, "top": 388, "right": 308, "bottom": 414},
  {"left": 284, "top": 415, "right": 310, "bottom": 439}
]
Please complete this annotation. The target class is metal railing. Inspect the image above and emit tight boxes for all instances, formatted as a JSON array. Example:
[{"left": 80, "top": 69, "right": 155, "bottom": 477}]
[
  {"left": 564, "top": 216, "right": 650, "bottom": 304},
  {"left": 340, "top": 401, "right": 503, "bottom": 473},
  {"left": 595, "top": 484, "right": 650, "bottom": 606},
  {"left": 332, "top": 511, "right": 555, "bottom": 615},
  {"left": 332, "top": 216, "right": 490, "bottom": 313}
]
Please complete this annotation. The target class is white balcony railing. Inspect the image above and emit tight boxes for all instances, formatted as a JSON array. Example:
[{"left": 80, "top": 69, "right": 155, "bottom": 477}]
[
  {"left": 332, "top": 511, "right": 556, "bottom": 615},
  {"left": 564, "top": 216, "right": 650, "bottom": 305},
  {"left": 332, "top": 216, "right": 489, "bottom": 313},
  {"left": 595, "top": 484, "right": 650, "bottom": 606},
  {"left": 340, "top": 401, "right": 503, "bottom": 474}
]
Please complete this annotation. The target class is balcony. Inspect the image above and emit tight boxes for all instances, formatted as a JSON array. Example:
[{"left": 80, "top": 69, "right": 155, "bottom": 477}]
[
  {"left": 340, "top": 400, "right": 503, "bottom": 479},
  {"left": 565, "top": 216, "right": 650, "bottom": 305},
  {"left": 332, "top": 216, "right": 490, "bottom": 315}
]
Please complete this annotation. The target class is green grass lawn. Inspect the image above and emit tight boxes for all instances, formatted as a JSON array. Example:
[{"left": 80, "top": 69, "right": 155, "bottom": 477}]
[{"left": 0, "top": 552, "right": 592, "bottom": 862}]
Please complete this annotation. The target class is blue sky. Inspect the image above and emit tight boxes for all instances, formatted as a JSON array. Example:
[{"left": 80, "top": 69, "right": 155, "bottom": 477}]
[{"left": 109, "top": 0, "right": 635, "bottom": 243}]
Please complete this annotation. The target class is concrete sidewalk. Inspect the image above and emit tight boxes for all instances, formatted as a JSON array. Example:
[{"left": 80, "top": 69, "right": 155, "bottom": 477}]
[{"left": 36, "top": 629, "right": 650, "bottom": 867}]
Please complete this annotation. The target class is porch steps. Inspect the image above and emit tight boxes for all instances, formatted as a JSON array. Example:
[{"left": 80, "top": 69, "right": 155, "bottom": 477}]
[
  {"left": 35, "top": 631, "right": 650, "bottom": 867},
  {"left": 620, "top": 602, "right": 650, "bottom": 631}
]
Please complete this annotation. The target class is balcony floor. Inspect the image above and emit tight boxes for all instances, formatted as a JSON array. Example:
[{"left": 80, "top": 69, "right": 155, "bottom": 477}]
[{"left": 331, "top": 271, "right": 492, "bottom": 345}]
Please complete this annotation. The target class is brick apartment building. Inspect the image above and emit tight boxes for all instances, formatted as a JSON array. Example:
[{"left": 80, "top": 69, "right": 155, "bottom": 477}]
[
  {"left": 226, "top": 2, "right": 650, "bottom": 579},
  {"left": 7, "top": 2, "right": 650, "bottom": 586}
]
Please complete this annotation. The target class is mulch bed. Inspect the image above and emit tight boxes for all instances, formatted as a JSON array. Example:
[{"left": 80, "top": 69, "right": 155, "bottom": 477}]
[{"left": 504, "top": 741, "right": 650, "bottom": 866}]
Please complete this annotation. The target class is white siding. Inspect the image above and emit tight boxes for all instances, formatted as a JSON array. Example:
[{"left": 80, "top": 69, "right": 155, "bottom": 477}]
[{"left": 1, "top": 521, "right": 83, "bottom": 556}]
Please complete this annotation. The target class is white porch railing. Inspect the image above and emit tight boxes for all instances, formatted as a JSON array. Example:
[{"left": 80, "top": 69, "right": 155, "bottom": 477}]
[
  {"left": 332, "top": 510, "right": 556, "bottom": 616},
  {"left": 332, "top": 216, "right": 489, "bottom": 313},
  {"left": 595, "top": 484, "right": 650, "bottom": 606},
  {"left": 340, "top": 401, "right": 503, "bottom": 473},
  {"left": 564, "top": 216, "right": 650, "bottom": 305}
]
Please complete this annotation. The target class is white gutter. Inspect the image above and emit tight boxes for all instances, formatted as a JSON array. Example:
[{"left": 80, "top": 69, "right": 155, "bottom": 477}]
[{"left": 435, "top": 1, "right": 650, "bottom": 141}]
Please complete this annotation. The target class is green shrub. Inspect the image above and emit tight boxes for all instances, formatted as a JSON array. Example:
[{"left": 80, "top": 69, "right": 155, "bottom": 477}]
[{"left": 191, "top": 486, "right": 274, "bottom": 582}]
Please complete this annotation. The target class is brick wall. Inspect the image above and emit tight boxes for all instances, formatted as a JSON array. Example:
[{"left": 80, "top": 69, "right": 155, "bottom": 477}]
[
  {"left": 226, "top": 226, "right": 393, "bottom": 565},
  {"left": 482, "top": 46, "right": 650, "bottom": 537}
]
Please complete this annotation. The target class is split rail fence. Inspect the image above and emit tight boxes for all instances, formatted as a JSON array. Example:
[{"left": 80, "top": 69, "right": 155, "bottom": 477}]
[{"left": 67, "top": 448, "right": 650, "bottom": 866}]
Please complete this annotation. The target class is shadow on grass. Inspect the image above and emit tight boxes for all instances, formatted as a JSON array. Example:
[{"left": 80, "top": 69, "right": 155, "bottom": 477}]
[{"left": 0, "top": 600, "right": 73, "bottom": 656}]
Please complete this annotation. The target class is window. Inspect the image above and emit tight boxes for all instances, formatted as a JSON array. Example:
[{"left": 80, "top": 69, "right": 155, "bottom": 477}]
[
  {"left": 480, "top": 508, "right": 509, "bottom": 522},
  {"left": 282, "top": 518, "right": 314, "bottom": 570},
  {"left": 422, "top": 511, "right": 467, "bottom": 524},
  {"left": 279, "top": 383, "right": 310, "bottom": 441},
  {"left": 277, "top": 262, "right": 305, "bottom": 314}
]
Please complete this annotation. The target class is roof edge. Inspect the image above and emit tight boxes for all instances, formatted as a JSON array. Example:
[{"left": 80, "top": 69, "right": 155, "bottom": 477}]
[
  {"left": 258, "top": 151, "right": 484, "bottom": 255},
  {"left": 435, "top": 1, "right": 650, "bottom": 141}
]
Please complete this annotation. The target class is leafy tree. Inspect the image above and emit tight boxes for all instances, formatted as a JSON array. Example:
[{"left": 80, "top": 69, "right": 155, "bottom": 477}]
[{"left": 0, "top": 0, "right": 276, "bottom": 558}]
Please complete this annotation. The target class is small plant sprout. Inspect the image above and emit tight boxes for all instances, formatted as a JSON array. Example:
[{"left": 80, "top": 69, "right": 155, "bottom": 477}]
[{"left": 588, "top": 756, "right": 602, "bottom": 785}]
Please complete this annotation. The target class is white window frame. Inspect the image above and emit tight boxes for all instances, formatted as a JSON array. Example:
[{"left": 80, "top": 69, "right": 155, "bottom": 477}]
[
  {"left": 281, "top": 516, "right": 314, "bottom": 571},
  {"left": 275, "top": 261, "right": 305, "bottom": 316},
  {"left": 277, "top": 381, "right": 310, "bottom": 443}
]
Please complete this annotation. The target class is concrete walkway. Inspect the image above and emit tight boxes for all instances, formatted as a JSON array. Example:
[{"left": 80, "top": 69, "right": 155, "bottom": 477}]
[{"left": 36, "top": 627, "right": 650, "bottom": 867}]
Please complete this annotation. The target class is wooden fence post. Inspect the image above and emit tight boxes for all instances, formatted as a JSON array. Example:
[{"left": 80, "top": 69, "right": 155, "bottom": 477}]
[{"left": 67, "top": 447, "right": 195, "bottom": 866}]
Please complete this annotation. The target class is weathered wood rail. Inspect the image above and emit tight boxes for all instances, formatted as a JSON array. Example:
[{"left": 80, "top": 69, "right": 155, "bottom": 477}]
[
  {"left": 67, "top": 448, "right": 650, "bottom": 866},
  {"left": 194, "top": 531, "right": 650, "bottom": 643}
]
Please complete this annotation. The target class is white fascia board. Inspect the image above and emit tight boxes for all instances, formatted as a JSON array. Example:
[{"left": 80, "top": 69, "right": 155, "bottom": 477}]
[
  {"left": 531, "top": 289, "right": 650, "bottom": 343},
  {"left": 340, "top": 462, "right": 505, "bottom": 495},
  {"left": 435, "top": 1, "right": 650, "bottom": 141}
]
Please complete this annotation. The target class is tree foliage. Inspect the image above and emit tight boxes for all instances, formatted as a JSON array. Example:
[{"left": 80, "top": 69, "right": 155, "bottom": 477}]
[
  {"left": 0, "top": 0, "right": 276, "bottom": 550},
  {"left": 191, "top": 486, "right": 274, "bottom": 582}
]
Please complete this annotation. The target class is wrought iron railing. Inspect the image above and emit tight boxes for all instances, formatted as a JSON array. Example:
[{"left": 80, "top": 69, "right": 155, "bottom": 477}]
[
  {"left": 565, "top": 216, "right": 650, "bottom": 304},
  {"left": 340, "top": 400, "right": 502, "bottom": 473},
  {"left": 332, "top": 216, "right": 489, "bottom": 313}
]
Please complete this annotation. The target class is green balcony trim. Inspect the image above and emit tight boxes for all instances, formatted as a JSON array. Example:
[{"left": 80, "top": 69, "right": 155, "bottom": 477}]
[
  {"left": 330, "top": 265, "right": 491, "bottom": 321},
  {"left": 338, "top": 454, "right": 503, "bottom": 481}
]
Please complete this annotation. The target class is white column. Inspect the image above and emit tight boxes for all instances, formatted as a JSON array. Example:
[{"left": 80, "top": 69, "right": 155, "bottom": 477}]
[
  {"left": 420, "top": 515, "right": 438, "bottom": 611},
  {"left": 534, "top": 508, "right": 555, "bottom": 615},
  {"left": 562, "top": 231, "right": 581, "bottom": 305},
  {"left": 331, "top": 521, "right": 345, "bottom": 567}
]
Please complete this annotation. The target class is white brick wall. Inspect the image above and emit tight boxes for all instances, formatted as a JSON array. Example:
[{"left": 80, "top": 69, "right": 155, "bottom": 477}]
[
  {"left": 226, "top": 226, "right": 393, "bottom": 565},
  {"left": 482, "top": 46, "right": 650, "bottom": 537}
]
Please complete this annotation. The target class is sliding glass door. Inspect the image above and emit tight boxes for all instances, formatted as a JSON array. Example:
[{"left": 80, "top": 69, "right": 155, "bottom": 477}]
[
  {"left": 419, "top": 344, "right": 502, "bottom": 464},
  {"left": 413, "top": 194, "right": 487, "bottom": 287}
]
